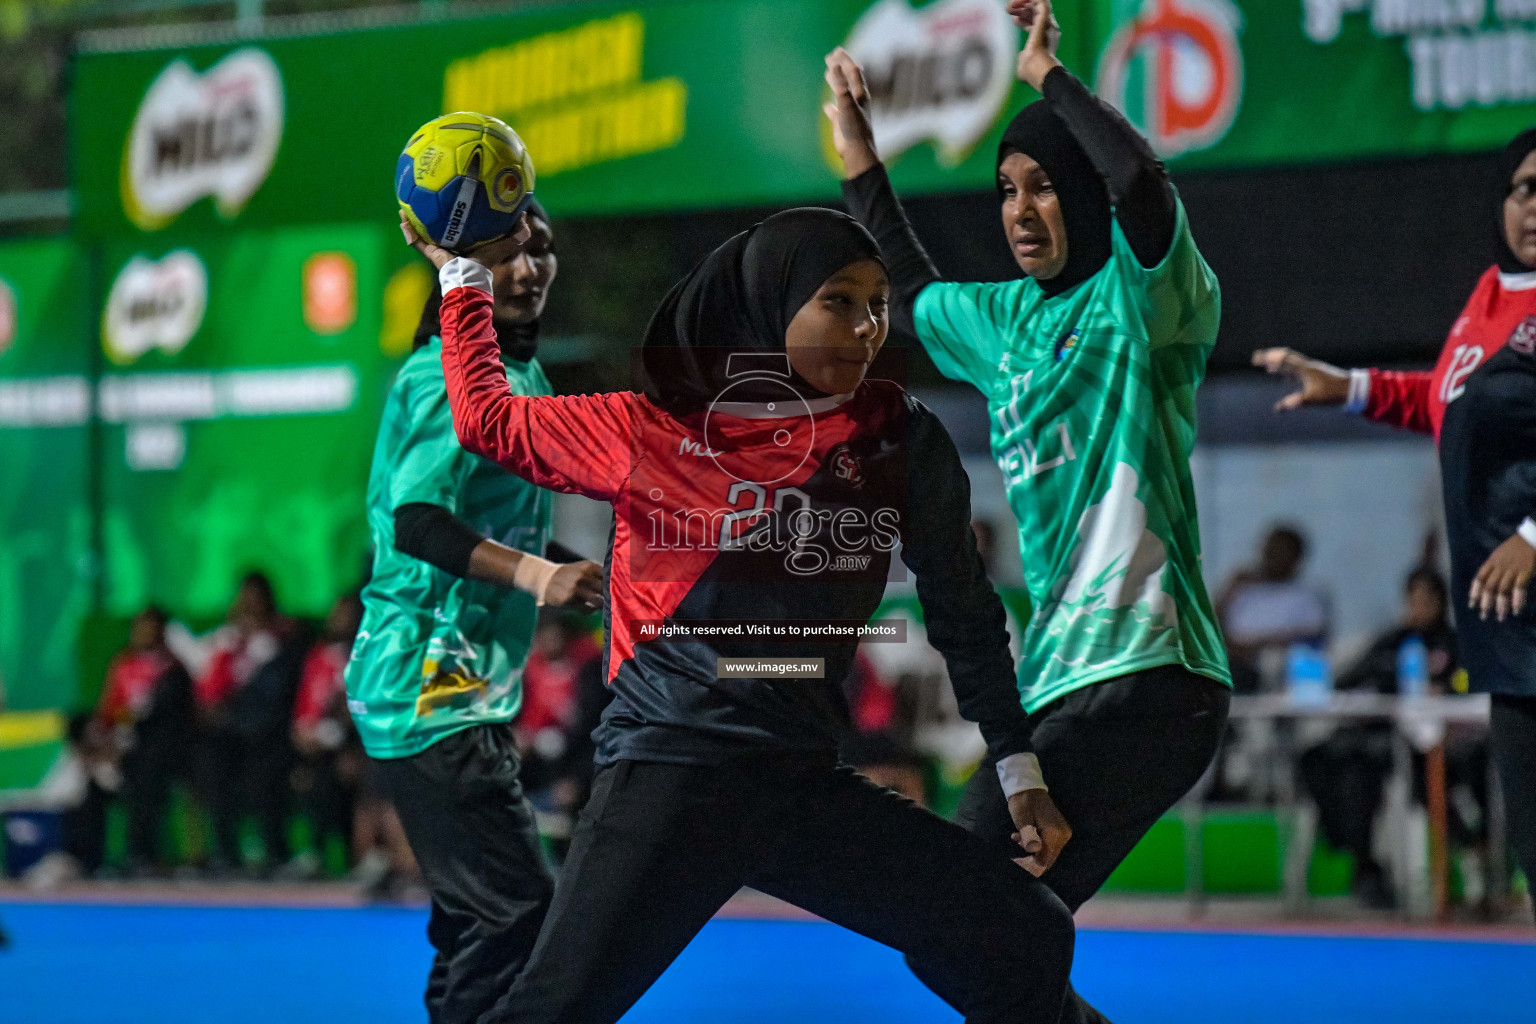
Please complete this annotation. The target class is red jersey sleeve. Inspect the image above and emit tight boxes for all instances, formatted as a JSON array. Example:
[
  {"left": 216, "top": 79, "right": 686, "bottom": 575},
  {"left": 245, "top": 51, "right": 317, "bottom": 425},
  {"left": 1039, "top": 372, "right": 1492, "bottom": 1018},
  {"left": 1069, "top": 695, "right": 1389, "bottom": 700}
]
[
  {"left": 96, "top": 655, "right": 130, "bottom": 725},
  {"left": 438, "top": 259, "right": 639, "bottom": 503},
  {"left": 292, "top": 648, "right": 332, "bottom": 731},
  {"left": 1363, "top": 369, "right": 1435, "bottom": 435}
]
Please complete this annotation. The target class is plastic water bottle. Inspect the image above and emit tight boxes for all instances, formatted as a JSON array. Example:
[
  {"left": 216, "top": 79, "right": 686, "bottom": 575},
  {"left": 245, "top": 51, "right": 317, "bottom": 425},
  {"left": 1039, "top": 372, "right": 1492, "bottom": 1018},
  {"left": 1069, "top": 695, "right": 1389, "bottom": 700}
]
[
  {"left": 1396, "top": 635, "right": 1430, "bottom": 697},
  {"left": 1286, "top": 642, "right": 1331, "bottom": 706}
]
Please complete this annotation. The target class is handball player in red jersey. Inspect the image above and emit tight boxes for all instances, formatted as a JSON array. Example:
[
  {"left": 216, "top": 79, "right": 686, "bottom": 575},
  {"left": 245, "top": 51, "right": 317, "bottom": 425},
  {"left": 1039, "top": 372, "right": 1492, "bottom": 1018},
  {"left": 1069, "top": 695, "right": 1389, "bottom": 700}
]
[
  {"left": 1256, "top": 127, "right": 1536, "bottom": 921},
  {"left": 404, "top": 205, "right": 1077, "bottom": 1024}
]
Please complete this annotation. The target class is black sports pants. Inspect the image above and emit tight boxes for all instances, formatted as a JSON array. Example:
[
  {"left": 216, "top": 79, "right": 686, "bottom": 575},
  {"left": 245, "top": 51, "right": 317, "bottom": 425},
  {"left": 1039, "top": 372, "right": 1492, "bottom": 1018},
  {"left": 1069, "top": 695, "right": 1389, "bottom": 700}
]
[
  {"left": 1491, "top": 694, "right": 1536, "bottom": 924},
  {"left": 376, "top": 724, "right": 555, "bottom": 1024},
  {"left": 478, "top": 754, "right": 1076, "bottom": 1024},
  {"left": 912, "top": 665, "right": 1231, "bottom": 1024},
  {"left": 122, "top": 738, "right": 180, "bottom": 869},
  {"left": 198, "top": 726, "right": 292, "bottom": 868}
]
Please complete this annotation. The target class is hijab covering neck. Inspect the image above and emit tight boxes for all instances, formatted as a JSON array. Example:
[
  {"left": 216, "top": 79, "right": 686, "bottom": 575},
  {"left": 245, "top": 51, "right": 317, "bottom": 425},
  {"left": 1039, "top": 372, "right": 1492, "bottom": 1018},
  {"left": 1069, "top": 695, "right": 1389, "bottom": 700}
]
[
  {"left": 998, "top": 101, "right": 1112, "bottom": 297},
  {"left": 640, "top": 207, "right": 885, "bottom": 415},
  {"left": 413, "top": 196, "right": 551, "bottom": 362},
  {"left": 1497, "top": 128, "right": 1536, "bottom": 275}
]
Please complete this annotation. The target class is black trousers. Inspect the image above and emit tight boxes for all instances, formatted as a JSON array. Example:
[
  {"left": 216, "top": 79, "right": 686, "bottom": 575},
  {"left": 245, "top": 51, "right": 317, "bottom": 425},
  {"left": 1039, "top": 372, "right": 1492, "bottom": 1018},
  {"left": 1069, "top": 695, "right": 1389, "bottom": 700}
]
[
  {"left": 376, "top": 724, "right": 554, "bottom": 1024},
  {"left": 198, "top": 726, "right": 292, "bottom": 868},
  {"left": 479, "top": 755, "right": 1075, "bottom": 1024},
  {"left": 61, "top": 778, "right": 112, "bottom": 875},
  {"left": 294, "top": 750, "right": 356, "bottom": 853},
  {"left": 121, "top": 738, "right": 182, "bottom": 868},
  {"left": 1491, "top": 694, "right": 1536, "bottom": 924},
  {"left": 912, "top": 665, "right": 1231, "bottom": 1024},
  {"left": 1299, "top": 725, "right": 1393, "bottom": 871}
]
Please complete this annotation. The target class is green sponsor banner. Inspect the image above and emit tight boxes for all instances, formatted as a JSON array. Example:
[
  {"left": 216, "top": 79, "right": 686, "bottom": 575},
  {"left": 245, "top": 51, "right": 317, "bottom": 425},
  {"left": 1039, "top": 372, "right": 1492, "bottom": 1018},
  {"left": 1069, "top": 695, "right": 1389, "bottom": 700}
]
[
  {"left": 1089, "top": 0, "right": 1536, "bottom": 168},
  {"left": 71, "top": 0, "right": 1536, "bottom": 239},
  {"left": 96, "top": 222, "right": 394, "bottom": 620},
  {"left": 71, "top": 0, "right": 1100, "bottom": 236},
  {"left": 0, "top": 239, "right": 94, "bottom": 712}
]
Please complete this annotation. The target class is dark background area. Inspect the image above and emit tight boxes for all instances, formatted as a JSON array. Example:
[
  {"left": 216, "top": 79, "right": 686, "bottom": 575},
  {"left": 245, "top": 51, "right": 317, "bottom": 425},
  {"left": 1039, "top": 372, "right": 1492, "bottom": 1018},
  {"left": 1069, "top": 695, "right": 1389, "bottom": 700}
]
[{"left": 540, "top": 149, "right": 1507, "bottom": 396}]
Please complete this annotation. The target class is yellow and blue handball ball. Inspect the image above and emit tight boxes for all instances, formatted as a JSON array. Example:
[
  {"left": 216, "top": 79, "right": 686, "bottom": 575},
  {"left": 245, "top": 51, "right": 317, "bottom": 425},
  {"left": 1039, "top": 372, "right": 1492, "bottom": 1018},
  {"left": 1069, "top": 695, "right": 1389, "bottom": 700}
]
[{"left": 395, "top": 112, "right": 536, "bottom": 254}]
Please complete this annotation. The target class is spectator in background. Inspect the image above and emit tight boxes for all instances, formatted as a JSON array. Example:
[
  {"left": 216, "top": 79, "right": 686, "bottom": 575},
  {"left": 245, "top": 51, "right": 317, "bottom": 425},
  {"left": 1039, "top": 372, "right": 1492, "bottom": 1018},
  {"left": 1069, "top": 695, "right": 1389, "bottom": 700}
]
[
  {"left": 285, "top": 593, "right": 365, "bottom": 880},
  {"left": 349, "top": 772, "right": 424, "bottom": 902},
  {"left": 515, "top": 611, "right": 608, "bottom": 862},
  {"left": 195, "top": 572, "right": 305, "bottom": 876},
  {"left": 1217, "top": 525, "right": 1332, "bottom": 692},
  {"left": 839, "top": 650, "right": 926, "bottom": 804},
  {"left": 95, "top": 606, "right": 194, "bottom": 875},
  {"left": 1335, "top": 567, "right": 1459, "bottom": 694},
  {"left": 1300, "top": 567, "right": 1487, "bottom": 910},
  {"left": 61, "top": 712, "right": 117, "bottom": 877},
  {"left": 23, "top": 712, "right": 120, "bottom": 886},
  {"left": 515, "top": 611, "right": 602, "bottom": 798}
]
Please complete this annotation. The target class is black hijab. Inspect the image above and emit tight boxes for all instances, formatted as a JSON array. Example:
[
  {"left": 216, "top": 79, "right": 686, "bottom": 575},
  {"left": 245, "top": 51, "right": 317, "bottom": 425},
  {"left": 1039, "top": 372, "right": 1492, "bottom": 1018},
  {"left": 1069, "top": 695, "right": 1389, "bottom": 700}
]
[
  {"left": 1497, "top": 128, "right": 1536, "bottom": 274},
  {"left": 640, "top": 207, "right": 885, "bottom": 415},
  {"left": 997, "top": 102, "right": 1112, "bottom": 297},
  {"left": 413, "top": 196, "right": 551, "bottom": 362}
]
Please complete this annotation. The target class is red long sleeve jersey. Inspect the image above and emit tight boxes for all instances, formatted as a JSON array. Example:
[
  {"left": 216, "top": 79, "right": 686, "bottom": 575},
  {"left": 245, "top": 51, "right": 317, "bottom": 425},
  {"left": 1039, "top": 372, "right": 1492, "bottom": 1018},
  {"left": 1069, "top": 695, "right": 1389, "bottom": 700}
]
[
  {"left": 293, "top": 642, "right": 349, "bottom": 732},
  {"left": 98, "top": 650, "right": 178, "bottom": 726},
  {"left": 437, "top": 261, "right": 1030, "bottom": 767},
  {"left": 1362, "top": 265, "right": 1536, "bottom": 697},
  {"left": 1362, "top": 267, "right": 1536, "bottom": 442}
]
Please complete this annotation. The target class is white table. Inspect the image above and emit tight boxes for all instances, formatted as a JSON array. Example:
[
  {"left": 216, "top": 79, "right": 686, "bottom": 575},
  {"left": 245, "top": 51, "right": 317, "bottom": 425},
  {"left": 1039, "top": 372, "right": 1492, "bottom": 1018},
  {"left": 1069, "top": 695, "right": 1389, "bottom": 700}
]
[{"left": 1182, "top": 692, "right": 1496, "bottom": 919}]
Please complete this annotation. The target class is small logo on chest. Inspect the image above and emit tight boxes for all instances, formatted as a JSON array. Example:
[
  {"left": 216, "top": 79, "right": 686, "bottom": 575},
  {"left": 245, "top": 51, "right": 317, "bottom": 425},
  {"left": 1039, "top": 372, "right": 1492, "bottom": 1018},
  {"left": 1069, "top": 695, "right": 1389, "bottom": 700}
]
[
  {"left": 1055, "top": 326, "right": 1081, "bottom": 362},
  {"left": 1510, "top": 316, "right": 1536, "bottom": 355},
  {"left": 679, "top": 437, "right": 722, "bottom": 457},
  {"left": 830, "top": 444, "right": 865, "bottom": 488}
]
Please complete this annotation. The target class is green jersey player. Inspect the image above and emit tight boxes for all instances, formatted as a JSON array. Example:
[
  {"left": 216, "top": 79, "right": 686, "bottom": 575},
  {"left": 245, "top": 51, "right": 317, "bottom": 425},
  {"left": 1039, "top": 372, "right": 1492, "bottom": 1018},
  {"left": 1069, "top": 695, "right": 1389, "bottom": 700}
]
[
  {"left": 346, "top": 200, "right": 602, "bottom": 1024},
  {"left": 827, "top": 2, "right": 1229, "bottom": 1019}
]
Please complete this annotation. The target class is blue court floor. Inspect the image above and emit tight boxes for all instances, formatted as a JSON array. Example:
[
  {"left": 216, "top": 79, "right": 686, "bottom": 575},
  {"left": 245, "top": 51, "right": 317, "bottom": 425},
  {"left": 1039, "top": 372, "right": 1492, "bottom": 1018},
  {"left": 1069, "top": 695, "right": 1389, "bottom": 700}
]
[{"left": 0, "top": 902, "right": 1531, "bottom": 1023}]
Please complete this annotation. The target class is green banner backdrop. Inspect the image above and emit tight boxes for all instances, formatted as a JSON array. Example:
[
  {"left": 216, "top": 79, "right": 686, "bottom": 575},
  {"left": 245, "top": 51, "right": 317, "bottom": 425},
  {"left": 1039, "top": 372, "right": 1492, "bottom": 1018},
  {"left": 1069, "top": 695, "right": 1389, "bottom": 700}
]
[
  {"left": 70, "top": 0, "right": 1536, "bottom": 241},
  {"left": 1089, "top": 0, "right": 1536, "bottom": 169},
  {"left": 0, "top": 239, "right": 94, "bottom": 711},
  {"left": 95, "top": 223, "right": 394, "bottom": 622},
  {"left": 70, "top": 0, "right": 1098, "bottom": 236}
]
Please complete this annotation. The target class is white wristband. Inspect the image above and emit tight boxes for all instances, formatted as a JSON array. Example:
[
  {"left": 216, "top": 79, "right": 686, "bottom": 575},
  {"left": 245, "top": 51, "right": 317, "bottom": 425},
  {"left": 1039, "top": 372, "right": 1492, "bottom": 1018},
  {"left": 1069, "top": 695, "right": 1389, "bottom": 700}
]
[
  {"left": 439, "top": 257, "right": 493, "bottom": 295},
  {"left": 1518, "top": 518, "right": 1536, "bottom": 551},
  {"left": 996, "top": 752, "right": 1046, "bottom": 798},
  {"left": 1344, "top": 369, "right": 1371, "bottom": 414},
  {"left": 512, "top": 554, "right": 562, "bottom": 606}
]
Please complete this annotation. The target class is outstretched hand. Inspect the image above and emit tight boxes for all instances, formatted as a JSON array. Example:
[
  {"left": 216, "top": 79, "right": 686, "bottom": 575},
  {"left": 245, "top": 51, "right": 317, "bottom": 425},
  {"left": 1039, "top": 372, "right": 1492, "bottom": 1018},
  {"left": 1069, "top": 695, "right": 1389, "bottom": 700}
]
[
  {"left": 1250, "top": 347, "right": 1352, "bottom": 411},
  {"left": 1009, "top": 0, "right": 1063, "bottom": 91},
  {"left": 823, "top": 47, "right": 880, "bottom": 179},
  {"left": 400, "top": 210, "right": 531, "bottom": 271}
]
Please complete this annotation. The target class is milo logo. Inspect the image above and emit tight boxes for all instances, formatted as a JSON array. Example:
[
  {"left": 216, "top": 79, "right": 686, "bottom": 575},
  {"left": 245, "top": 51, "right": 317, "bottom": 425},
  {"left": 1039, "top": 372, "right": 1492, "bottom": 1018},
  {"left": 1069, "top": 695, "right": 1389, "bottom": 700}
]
[
  {"left": 121, "top": 48, "right": 285, "bottom": 230},
  {"left": 102, "top": 251, "right": 208, "bottom": 364},
  {"left": 1095, "top": 0, "right": 1242, "bottom": 158},
  {"left": 837, "top": 0, "right": 1020, "bottom": 167}
]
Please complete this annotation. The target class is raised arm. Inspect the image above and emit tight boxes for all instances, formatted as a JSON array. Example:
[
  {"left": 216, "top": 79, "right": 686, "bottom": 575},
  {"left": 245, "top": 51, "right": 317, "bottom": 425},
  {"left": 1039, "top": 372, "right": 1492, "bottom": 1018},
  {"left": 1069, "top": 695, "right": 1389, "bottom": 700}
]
[
  {"left": 403, "top": 217, "right": 639, "bottom": 505},
  {"left": 437, "top": 258, "right": 638, "bottom": 501},
  {"left": 1011, "top": 0, "right": 1175, "bottom": 266},
  {"left": 894, "top": 400, "right": 1072, "bottom": 874},
  {"left": 825, "top": 52, "right": 940, "bottom": 337},
  {"left": 825, "top": 52, "right": 1006, "bottom": 386}
]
